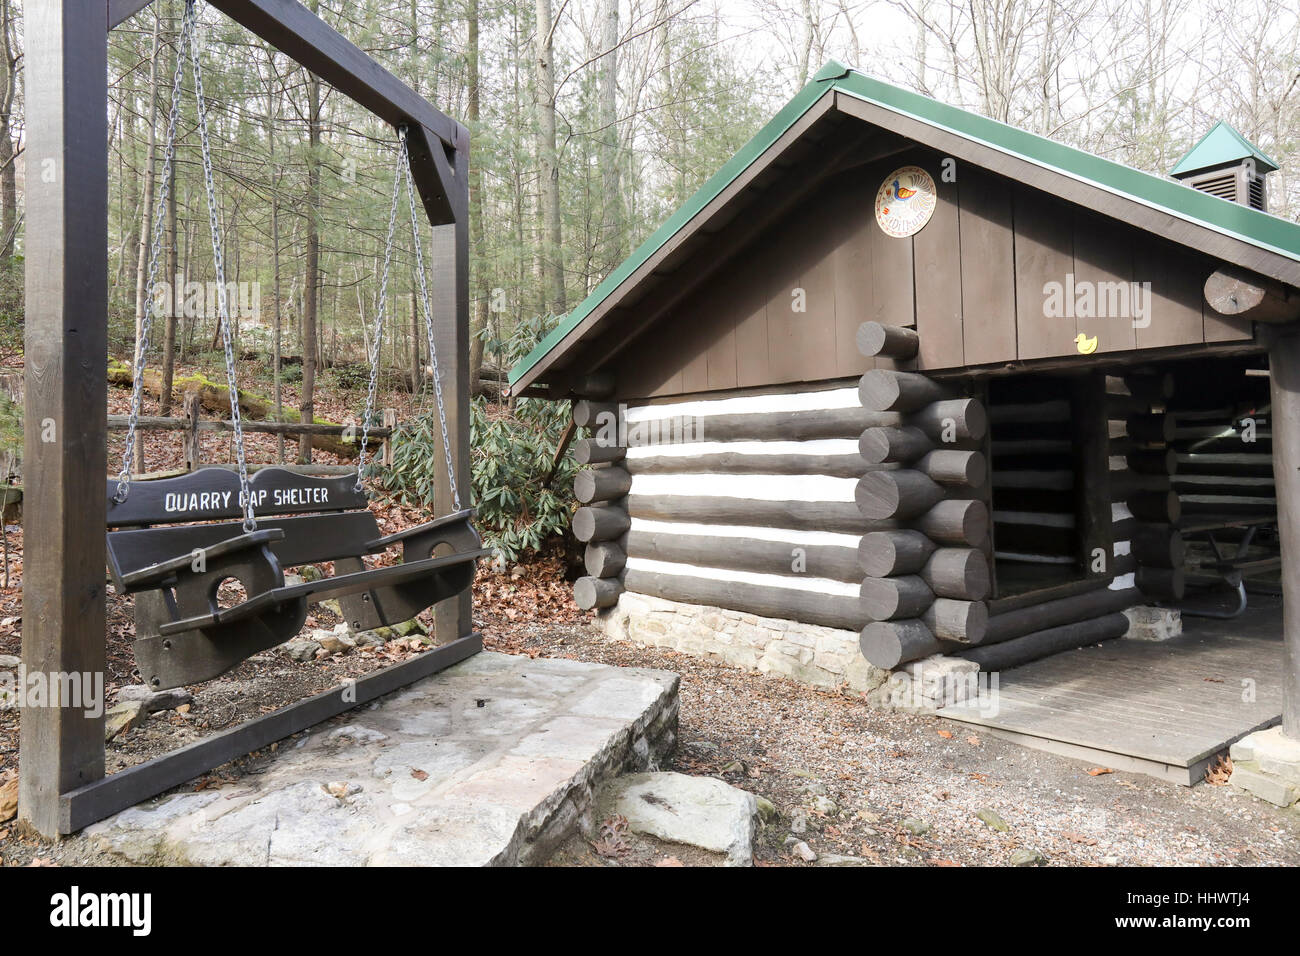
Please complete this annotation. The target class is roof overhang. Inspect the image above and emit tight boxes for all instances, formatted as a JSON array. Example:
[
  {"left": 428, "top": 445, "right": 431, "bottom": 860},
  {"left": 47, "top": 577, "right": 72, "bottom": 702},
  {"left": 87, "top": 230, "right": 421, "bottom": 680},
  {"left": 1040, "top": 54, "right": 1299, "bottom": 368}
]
[{"left": 509, "top": 65, "right": 1300, "bottom": 398}]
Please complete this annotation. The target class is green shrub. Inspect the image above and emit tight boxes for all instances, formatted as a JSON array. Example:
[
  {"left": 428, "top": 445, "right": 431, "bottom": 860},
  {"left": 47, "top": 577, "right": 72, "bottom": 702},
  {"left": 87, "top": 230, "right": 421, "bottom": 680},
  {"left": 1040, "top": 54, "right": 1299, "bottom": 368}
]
[
  {"left": 378, "top": 398, "right": 576, "bottom": 562},
  {"left": 0, "top": 389, "right": 20, "bottom": 459},
  {"left": 379, "top": 313, "right": 578, "bottom": 561},
  {"left": 326, "top": 363, "right": 369, "bottom": 392}
]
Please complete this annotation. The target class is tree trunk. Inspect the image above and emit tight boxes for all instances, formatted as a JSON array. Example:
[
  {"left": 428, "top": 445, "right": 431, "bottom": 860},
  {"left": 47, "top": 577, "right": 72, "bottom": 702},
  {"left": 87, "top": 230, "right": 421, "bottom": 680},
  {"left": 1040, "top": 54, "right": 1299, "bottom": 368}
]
[
  {"left": 598, "top": 0, "right": 622, "bottom": 268},
  {"left": 467, "top": 0, "right": 487, "bottom": 392},
  {"left": 132, "top": 11, "right": 163, "bottom": 472},
  {"left": 534, "top": 0, "right": 565, "bottom": 315},
  {"left": 0, "top": 0, "right": 18, "bottom": 260},
  {"left": 159, "top": 153, "right": 177, "bottom": 414},
  {"left": 299, "top": 8, "right": 322, "bottom": 463},
  {"left": 267, "top": 47, "right": 285, "bottom": 463}
]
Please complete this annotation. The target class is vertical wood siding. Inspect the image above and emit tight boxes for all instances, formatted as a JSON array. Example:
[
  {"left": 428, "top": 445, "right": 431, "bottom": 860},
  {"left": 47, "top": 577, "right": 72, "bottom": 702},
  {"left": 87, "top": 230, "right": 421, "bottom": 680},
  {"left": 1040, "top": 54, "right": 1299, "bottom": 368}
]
[{"left": 613, "top": 147, "right": 1253, "bottom": 401}]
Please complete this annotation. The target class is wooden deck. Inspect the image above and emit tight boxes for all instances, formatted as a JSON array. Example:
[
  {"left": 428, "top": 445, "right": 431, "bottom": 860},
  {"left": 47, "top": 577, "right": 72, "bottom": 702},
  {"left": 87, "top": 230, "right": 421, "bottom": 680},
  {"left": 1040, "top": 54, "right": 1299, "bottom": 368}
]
[{"left": 938, "top": 597, "right": 1285, "bottom": 785}]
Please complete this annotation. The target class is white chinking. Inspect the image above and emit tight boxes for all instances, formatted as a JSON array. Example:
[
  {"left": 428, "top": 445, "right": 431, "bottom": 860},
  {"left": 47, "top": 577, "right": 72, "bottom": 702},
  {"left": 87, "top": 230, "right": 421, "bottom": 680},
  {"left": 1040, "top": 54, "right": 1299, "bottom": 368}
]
[
  {"left": 625, "top": 438, "right": 859, "bottom": 460},
  {"left": 629, "top": 471, "right": 857, "bottom": 502},
  {"left": 623, "top": 387, "right": 859, "bottom": 422},
  {"left": 629, "top": 517, "right": 859, "bottom": 550},
  {"left": 624, "top": 556, "right": 860, "bottom": 597}
]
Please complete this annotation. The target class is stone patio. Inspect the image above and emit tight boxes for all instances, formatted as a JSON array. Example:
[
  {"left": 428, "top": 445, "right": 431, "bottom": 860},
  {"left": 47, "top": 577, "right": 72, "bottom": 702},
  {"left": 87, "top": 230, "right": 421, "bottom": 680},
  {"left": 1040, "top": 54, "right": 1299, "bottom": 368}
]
[{"left": 86, "top": 652, "right": 680, "bottom": 866}]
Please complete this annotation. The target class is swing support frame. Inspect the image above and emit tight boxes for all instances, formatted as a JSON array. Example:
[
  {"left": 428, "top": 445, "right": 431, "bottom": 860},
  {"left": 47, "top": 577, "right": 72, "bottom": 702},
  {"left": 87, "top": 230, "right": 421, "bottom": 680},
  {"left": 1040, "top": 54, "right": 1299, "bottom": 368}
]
[{"left": 20, "top": 0, "right": 473, "bottom": 837}]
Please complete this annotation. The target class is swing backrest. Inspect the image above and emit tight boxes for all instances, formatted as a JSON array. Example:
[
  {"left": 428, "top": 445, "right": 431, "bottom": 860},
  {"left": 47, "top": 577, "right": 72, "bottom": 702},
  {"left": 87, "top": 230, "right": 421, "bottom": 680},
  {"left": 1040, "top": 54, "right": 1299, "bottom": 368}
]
[
  {"left": 105, "top": 467, "right": 383, "bottom": 590},
  {"left": 106, "top": 466, "right": 370, "bottom": 528}
]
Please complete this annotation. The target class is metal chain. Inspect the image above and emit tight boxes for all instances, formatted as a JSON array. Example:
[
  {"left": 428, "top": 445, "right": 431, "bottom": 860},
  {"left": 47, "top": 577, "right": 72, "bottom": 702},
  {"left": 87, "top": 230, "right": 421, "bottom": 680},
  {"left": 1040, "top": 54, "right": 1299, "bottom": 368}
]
[
  {"left": 354, "top": 134, "right": 408, "bottom": 491},
  {"left": 188, "top": 0, "right": 256, "bottom": 531},
  {"left": 114, "top": 0, "right": 197, "bottom": 503},
  {"left": 400, "top": 127, "right": 461, "bottom": 511}
]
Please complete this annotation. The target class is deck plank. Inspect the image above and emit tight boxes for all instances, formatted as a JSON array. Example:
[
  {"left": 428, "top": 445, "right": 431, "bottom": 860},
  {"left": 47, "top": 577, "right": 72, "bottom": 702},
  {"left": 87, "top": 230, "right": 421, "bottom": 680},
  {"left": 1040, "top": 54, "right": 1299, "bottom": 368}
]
[{"left": 939, "top": 601, "right": 1284, "bottom": 776}]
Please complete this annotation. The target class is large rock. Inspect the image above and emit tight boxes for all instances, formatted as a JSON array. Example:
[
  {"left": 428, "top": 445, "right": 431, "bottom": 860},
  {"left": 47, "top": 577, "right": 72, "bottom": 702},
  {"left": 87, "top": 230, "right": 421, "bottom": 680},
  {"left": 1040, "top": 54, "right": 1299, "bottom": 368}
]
[
  {"left": 117, "top": 685, "right": 193, "bottom": 713},
  {"left": 105, "top": 701, "right": 149, "bottom": 740},
  {"left": 601, "top": 771, "right": 757, "bottom": 866}
]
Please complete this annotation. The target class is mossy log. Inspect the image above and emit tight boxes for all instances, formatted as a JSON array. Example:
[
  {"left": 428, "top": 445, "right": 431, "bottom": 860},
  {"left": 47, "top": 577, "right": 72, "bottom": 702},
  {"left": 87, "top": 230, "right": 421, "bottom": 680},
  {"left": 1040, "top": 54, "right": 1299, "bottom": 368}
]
[{"left": 107, "top": 363, "right": 376, "bottom": 458}]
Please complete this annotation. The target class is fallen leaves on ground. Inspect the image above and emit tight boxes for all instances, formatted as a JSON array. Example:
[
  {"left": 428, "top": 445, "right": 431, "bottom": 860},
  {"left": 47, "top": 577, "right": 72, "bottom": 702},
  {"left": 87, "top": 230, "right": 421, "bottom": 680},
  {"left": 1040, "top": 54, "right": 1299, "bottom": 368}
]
[
  {"left": 590, "top": 814, "right": 631, "bottom": 859},
  {"left": 1087, "top": 767, "right": 1114, "bottom": 776},
  {"left": 1205, "top": 755, "right": 1233, "bottom": 785},
  {"left": 0, "top": 773, "right": 16, "bottom": 823}
]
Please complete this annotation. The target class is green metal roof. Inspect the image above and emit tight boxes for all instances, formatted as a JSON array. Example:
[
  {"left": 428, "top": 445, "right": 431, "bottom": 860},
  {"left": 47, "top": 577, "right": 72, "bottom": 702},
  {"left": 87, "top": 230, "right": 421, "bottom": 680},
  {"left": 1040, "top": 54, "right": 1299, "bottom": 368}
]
[
  {"left": 1170, "top": 121, "right": 1280, "bottom": 177},
  {"left": 510, "top": 61, "right": 1300, "bottom": 388}
]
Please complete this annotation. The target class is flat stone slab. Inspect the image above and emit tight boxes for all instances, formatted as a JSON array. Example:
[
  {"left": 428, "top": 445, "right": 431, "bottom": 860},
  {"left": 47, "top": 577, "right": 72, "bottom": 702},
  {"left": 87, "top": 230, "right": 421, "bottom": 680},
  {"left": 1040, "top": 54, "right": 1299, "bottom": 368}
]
[
  {"left": 600, "top": 771, "right": 757, "bottom": 866},
  {"left": 86, "top": 652, "right": 679, "bottom": 866}
]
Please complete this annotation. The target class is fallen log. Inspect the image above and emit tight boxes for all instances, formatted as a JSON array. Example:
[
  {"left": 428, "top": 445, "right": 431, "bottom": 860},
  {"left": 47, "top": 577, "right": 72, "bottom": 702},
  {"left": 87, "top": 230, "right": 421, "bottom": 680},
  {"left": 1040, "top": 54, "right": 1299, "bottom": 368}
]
[{"left": 107, "top": 364, "right": 371, "bottom": 458}]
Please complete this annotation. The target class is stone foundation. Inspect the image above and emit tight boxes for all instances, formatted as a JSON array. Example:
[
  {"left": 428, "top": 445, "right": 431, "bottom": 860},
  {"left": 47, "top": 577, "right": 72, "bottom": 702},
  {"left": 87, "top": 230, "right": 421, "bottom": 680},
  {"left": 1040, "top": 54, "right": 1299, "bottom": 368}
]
[
  {"left": 603, "top": 591, "right": 888, "bottom": 695},
  {"left": 866, "top": 654, "right": 987, "bottom": 713},
  {"left": 1229, "top": 726, "right": 1300, "bottom": 808},
  {"left": 1122, "top": 605, "right": 1183, "bottom": 642}
]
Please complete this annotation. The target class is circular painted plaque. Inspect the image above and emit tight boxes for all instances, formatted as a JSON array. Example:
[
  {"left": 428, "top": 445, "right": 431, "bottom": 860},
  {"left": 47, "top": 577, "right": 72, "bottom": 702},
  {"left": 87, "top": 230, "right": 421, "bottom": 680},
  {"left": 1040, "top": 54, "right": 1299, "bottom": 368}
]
[{"left": 874, "top": 165, "right": 937, "bottom": 238}]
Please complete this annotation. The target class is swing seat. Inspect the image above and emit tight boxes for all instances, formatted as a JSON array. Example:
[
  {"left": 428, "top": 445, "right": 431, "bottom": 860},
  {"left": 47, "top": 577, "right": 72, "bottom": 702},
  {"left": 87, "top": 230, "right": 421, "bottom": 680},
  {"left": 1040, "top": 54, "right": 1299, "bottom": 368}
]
[{"left": 107, "top": 467, "right": 487, "bottom": 689}]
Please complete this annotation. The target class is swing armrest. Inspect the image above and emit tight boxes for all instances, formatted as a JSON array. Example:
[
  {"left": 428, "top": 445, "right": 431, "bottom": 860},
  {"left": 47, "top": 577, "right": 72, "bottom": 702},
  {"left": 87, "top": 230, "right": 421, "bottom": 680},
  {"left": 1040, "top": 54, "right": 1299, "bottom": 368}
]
[
  {"left": 117, "top": 528, "right": 286, "bottom": 590},
  {"left": 365, "top": 509, "right": 478, "bottom": 551}
]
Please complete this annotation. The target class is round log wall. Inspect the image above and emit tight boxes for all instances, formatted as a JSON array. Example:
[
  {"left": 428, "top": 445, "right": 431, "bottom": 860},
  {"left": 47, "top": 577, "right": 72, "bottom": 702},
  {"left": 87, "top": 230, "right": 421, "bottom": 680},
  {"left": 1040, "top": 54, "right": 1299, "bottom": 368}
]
[
  {"left": 571, "top": 398, "right": 629, "bottom": 610},
  {"left": 855, "top": 329, "right": 992, "bottom": 669}
]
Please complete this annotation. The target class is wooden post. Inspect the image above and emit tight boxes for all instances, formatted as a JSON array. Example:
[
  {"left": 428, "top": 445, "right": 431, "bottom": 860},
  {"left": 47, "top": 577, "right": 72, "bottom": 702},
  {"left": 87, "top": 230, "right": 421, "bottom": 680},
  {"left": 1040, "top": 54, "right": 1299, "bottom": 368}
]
[
  {"left": 381, "top": 407, "right": 396, "bottom": 466},
  {"left": 20, "top": 0, "right": 110, "bottom": 837},
  {"left": 183, "top": 392, "right": 202, "bottom": 472},
  {"left": 424, "top": 122, "right": 472, "bottom": 645},
  {"left": 1072, "top": 371, "right": 1113, "bottom": 580},
  {"left": 1268, "top": 327, "right": 1300, "bottom": 738}
]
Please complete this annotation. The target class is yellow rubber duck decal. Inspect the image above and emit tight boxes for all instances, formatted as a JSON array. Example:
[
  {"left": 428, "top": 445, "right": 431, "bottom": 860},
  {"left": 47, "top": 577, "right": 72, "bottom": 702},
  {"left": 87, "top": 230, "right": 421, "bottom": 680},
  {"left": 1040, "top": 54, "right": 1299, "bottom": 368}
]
[{"left": 1075, "top": 332, "right": 1098, "bottom": 354}]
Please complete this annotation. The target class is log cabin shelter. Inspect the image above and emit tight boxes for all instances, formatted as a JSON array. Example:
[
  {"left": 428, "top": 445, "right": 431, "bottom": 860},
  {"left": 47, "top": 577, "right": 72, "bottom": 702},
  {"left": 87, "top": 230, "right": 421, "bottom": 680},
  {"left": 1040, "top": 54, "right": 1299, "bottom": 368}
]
[{"left": 509, "top": 62, "right": 1300, "bottom": 784}]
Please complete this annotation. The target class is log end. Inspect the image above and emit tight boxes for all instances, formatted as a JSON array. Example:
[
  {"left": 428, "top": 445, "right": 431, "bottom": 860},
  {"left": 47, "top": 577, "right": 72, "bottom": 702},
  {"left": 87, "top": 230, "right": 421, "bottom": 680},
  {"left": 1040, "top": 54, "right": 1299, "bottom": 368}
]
[
  {"left": 574, "top": 575, "right": 623, "bottom": 610},
  {"left": 857, "top": 321, "right": 920, "bottom": 359},
  {"left": 859, "top": 619, "right": 939, "bottom": 669}
]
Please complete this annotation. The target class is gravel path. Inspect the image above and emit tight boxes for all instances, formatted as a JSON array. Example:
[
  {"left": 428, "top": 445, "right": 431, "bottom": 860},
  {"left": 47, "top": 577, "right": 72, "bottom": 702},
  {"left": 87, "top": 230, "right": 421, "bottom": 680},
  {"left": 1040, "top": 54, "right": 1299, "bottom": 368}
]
[
  {"left": 500, "top": 620, "right": 1300, "bottom": 867},
  {"left": 4, "top": 616, "right": 1296, "bottom": 867}
]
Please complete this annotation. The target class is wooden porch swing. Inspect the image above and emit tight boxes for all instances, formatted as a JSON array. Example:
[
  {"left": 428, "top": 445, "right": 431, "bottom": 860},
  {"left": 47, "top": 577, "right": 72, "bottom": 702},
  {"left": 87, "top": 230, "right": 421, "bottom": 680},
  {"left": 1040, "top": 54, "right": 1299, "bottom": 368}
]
[{"left": 105, "top": 2, "right": 484, "bottom": 691}]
